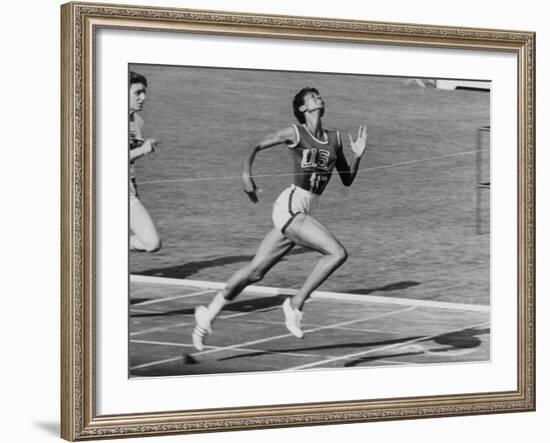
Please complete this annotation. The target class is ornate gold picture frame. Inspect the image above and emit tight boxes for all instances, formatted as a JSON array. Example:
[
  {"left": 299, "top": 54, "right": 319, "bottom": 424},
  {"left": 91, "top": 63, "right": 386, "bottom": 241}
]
[{"left": 61, "top": 1, "right": 535, "bottom": 440}]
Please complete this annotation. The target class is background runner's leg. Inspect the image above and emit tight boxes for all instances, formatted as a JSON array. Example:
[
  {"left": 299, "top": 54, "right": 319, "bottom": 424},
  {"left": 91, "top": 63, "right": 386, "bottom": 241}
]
[{"left": 130, "top": 198, "right": 161, "bottom": 252}]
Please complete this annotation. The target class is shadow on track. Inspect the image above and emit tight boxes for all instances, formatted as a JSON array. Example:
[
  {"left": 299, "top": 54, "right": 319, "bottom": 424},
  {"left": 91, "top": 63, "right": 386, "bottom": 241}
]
[
  {"left": 134, "top": 249, "right": 311, "bottom": 279},
  {"left": 346, "top": 280, "right": 421, "bottom": 295},
  {"left": 130, "top": 294, "right": 286, "bottom": 318},
  {"left": 216, "top": 326, "right": 489, "bottom": 366},
  {"left": 217, "top": 335, "right": 425, "bottom": 361},
  {"left": 344, "top": 326, "right": 489, "bottom": 367}
]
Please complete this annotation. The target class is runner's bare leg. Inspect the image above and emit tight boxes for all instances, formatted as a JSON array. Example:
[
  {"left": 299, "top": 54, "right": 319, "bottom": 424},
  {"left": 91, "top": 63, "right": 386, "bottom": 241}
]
[
  {"left": 204, "top": 228, "right": 295, "bottom": 320},
  {"left": 284, "top": 214, "right": 347, "bottom": 310}
]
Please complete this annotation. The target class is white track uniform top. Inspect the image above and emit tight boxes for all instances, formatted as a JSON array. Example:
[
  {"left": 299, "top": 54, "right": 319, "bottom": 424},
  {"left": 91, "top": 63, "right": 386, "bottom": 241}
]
[{"left": 129, "top": 113, "right": 145, "bottom": 199}]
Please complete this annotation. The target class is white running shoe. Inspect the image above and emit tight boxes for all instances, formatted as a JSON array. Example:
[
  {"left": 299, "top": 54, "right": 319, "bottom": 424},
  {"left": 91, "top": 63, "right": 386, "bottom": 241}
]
[
  {"left": 282, "top": 298, "right": 304, "bottom": 339},
  {"left": 192, "top": 306, "right": 212, "bottom": 351}
]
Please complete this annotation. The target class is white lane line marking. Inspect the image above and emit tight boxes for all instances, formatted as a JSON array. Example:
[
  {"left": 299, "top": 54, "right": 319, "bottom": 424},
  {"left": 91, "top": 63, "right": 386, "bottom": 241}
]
[
  {"left": 130, "top": 307, "right": 415, "bottom": 370},
  {"left": 129, "top": 304, "right": 281, "bottom": 337},
  {"left": 137, "top": 149, "right": 486, "bottom": 186},
  {"left": 374, "top": 359, "right": 416, "bottom": 366},
  {"left": 236, "top": 318, "right": 396, "bottom": 335},
  {"left": 130, "top": 309, "right": 163, "bottom": 315},
  {"left": 130, "top": 275, "right": 489, "bottom": 313},
  {"left": 130, "top": 322, "right": 191, "bottom": 337},
  {"left": 196, "top": 307, "right": 416, "bottom": 357},
  {"left": 129, "top": 339, "right": 333, "bottom": 364},
  {"left": 286, "top": 321, "right": 490, "bottom": 371},
  {"left": 129, "top": 356, "right": 178, "bottom": 371},
  {"left": 130, "top": 289, "right": 214, "bottom": 307}
]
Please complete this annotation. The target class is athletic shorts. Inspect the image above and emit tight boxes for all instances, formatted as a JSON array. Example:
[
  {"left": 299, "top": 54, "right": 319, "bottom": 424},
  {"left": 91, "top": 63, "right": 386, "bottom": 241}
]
[{"left": 272, "top": 184, "right": 319, "bottom": 234}]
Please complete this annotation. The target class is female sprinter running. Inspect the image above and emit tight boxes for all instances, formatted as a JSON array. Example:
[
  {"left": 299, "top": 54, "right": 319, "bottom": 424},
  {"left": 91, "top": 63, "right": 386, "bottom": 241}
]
[
  {"left": 129, "top": 71, "right": 162, "bottom": 252},
  {"left": 192, "top": 87, "right": 367, "bottom": 350}
]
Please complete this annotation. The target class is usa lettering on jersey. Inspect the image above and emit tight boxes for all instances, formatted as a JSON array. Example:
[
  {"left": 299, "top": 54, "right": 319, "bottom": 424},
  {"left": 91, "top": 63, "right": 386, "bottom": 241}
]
[{"left": 300, "top": 148, "right": 331, "bottom": 170}]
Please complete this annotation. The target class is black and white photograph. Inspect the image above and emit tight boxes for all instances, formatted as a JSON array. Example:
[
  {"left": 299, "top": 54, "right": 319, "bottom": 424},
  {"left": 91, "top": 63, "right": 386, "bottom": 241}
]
[
  {"left": 4, "top": 0, "right": 532, "bottom": 441},
  {"left": 3, "top": 0, "right": 547, "bottom": 440},
  {"left": 128, "top": 64, "right": 491, "bottom": 377}
]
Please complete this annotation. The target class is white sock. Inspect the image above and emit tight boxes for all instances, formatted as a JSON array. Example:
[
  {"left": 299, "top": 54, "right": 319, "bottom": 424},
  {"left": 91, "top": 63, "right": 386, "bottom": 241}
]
[{"left": 206, "top": 292, "right": 227, "bottom": 322}]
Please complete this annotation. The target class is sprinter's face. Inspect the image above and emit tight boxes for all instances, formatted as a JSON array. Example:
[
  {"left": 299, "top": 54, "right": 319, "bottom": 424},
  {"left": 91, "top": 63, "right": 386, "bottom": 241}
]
[{"left": 130, "top": 83, "right": 147, "bottom": 113}]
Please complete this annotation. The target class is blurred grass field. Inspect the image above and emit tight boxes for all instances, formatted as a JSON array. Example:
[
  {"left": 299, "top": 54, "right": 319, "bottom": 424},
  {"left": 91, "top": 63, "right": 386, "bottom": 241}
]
[{"left": 129, "top": 64, "right": 490, "bottom": 307}]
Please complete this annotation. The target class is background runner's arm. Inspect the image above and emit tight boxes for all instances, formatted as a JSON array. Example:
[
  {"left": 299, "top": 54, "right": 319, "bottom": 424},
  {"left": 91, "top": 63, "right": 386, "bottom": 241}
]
[
  {"left": 242, "top": 126, "right": 297, "bottom": 203},
  {"left": 130, "top": 138, "right": 157, "bottom": 161},
  {"left": 336, "top": 125, "right": 368, "bottom": 186}
]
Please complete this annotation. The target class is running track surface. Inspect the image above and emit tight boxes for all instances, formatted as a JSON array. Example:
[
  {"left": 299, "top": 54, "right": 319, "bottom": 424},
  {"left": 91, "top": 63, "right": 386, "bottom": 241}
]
[{"left": 129, "top": 276, "right": 490, "bottom": 377}]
